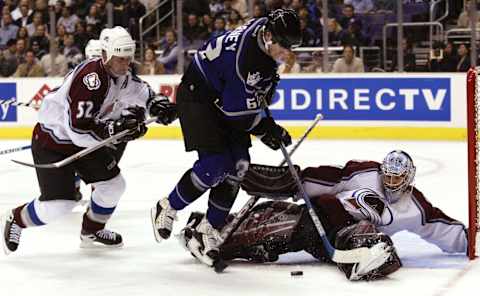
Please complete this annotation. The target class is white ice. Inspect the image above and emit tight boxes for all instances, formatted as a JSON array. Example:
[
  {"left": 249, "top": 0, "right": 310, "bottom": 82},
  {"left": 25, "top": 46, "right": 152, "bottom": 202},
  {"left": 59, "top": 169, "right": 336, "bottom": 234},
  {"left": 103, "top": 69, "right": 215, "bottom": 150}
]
[{"left": 0, "top": 139, "right": 478, "bottom": 296}]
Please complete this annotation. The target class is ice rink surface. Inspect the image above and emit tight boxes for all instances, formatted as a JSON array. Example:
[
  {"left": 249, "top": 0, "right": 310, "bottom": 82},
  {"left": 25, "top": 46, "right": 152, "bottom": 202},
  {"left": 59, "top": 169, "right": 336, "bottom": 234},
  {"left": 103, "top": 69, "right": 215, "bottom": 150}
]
[{"left": 0, "top": 139, "right": 478, "bottom": 296}]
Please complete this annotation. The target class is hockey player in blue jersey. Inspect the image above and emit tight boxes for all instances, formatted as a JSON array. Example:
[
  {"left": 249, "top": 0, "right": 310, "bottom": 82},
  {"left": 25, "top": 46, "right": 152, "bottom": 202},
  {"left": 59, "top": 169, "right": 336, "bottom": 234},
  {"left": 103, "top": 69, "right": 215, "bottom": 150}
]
[{"left": 151, "top": 9, "right": 302, "bottom": 268}]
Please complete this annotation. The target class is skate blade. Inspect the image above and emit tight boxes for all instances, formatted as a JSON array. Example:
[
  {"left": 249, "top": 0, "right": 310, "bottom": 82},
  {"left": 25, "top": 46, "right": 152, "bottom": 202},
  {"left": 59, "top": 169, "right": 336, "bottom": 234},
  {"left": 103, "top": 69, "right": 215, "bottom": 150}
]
[
  {"left": 0, "top": 214, "right": 12, "bottom": 255},
  {"left": 79, "top": 240, "right": 124, "bottom": 249},
  {"left": 150, "top": 206, "right": 166, "bottom": 243}
]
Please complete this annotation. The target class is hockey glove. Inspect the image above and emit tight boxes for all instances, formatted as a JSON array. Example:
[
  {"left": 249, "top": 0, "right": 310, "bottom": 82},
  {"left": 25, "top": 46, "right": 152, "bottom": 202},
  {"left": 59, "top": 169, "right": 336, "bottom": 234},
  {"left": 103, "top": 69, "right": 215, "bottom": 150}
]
[
  {"left": 251, "top": 117, "right": 292, "bottom": 150},
  {"left": 146, "top": 94, "right": 178, "bottom": 125},
  {"left": 105, "top": 106, "right": 147, "bottom": 142}
]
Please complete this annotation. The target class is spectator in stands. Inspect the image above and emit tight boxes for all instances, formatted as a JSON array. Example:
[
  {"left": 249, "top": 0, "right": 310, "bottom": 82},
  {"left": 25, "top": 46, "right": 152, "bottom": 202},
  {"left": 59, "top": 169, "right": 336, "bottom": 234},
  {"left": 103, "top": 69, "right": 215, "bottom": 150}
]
[
  {"left": 73, "top": 0, "right": 90, "bottom": 19},
  {"left": 211, "top": 16, "right": 227, "bottom": 39},
  {"left": 278, "top": 51, "right": 301, "bottom": 74},
  {"left": 26, "top": 11, "right": 43, "bottom": 36},
  {"left": 0, "top": 39, "right": 19, "bottom": 77},
  {"left": 54, "top": 0, "right": 66, "bottom": 21},
  {"left": 74, "top": 21, "right": 94, "bottom": 52},
  {"left": 303, "top": 50, "right": 323, "bottom": 73},
  {"left": 340, "top": 21, "right": 367, "bottom": 47},
  {"left": 457, "top": 1, "right": 479, "bottom": 28},
  {"left": 344, "top": 0, "right": 374, "bottom": 14},
  {"left": 11, "top": 0, "right": 30, "bottom": 21},
  {"left": 266, "top": 0, "right": 282, "bottom": 11},
  {"left": 1, "top": 11, "right": 19, "bottom": 48},
  {"left": 290, "top": 0, "right": 305, "bottom": 12},
  {"left": 216, "top": 0, "right": 240, "bottom": 21},
  {"left": 123, "top": 0, "right": 146, "bottom": 40},
  {"left": 338, "top": 4, "right": 362, "bottom": 31},
  {"left": 456, "top": 43, "right": 471, "bottom": 72},
  {"left": 253, "top": 2, "right": 268, "bottom": 18},
  {"left": 62, "top": 33, "right": 83, "bottom": 70},
  {"left": 390, "top": 38, "right": 416, "bottom": 72},
  {"left": 157, "top": 29, "right": 179, "bottom": 74},
  {"left": 30, "top": 24, "right": 49, "bottom": 52},
  {"left": 31, "top": 40, "right": 46, "bottom": 59},
  {"left": 138, "top": 47, "right": 165, "bottom": 75},
  {"left": 201, "top": 14, "right": 214, "bottom": 34},
  {"left": 185, "top": 13, "right": 208, "bottom": 49},
  {"left": 58, "top": 6, "right": 80, "bottom": 34},
  {"left": 86, "top": 4, "right": 103, "bottom": 35},
  {"left": 299, "top": 17, "right": 316, "bottom": 47},
  {"left": 55, "top": 24, "right": 66, "bottom": 50},
  {"left": 31, "top": 0, "right": 50, "bottom": 25},
  {"left": 226, "top": 9, "right": 244, "bottom": 30},
  {"left": 13, "top": 1, "right": 32, "bottom": 28},
  {"left": 40, "top": 39, "right": 68, "bottom": 77},
  {"left": 332, "top": 44, "right": 365, "bottom": 72},
  {"left": 14, "top": 49, "right": 45, "bottom": 77},
  {"left": 427, "top": 41, "right": 458, "bottom": 72},
  {"left": 327, "top": 18, "right": 343, "bottom": 46},
  {"left": 15, "top": 38, "right": 27, "bottom": 62},
  {"left": 16, "top": 26, "right": 29, "bottom": 44}
]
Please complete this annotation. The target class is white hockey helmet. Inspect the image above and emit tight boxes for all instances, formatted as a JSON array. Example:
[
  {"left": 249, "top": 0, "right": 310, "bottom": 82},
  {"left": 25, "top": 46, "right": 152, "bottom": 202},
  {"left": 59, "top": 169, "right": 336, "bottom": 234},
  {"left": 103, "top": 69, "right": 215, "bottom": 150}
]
[
  {"left": 101, "top": 26, "right": 136, "bottom": 63},
  {"left": 85, "top": 39, "right": 102, "bottom": 59},
  {"left": 380, "top": 150, "right": 416, "bottom": 193}
]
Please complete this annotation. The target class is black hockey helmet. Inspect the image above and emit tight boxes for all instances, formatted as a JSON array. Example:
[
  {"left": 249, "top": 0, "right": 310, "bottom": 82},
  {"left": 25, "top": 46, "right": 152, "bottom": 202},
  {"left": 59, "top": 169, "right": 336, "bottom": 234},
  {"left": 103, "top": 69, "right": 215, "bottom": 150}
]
[{"left": 266, "top": 9, "right": 302, "bottom": 50}]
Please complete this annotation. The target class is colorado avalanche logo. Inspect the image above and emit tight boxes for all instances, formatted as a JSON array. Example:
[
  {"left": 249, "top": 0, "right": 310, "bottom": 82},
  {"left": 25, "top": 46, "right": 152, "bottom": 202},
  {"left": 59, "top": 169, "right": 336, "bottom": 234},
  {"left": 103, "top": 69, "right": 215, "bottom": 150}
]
[{"left": 83, "top": 72, "right": 101, "bottom": 90}]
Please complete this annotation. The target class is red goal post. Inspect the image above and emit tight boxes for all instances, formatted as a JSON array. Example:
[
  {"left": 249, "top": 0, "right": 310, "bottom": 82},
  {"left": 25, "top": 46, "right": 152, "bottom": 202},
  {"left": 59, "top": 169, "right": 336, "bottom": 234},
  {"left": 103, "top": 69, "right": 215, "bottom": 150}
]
[{"left": 466, "top": 68, "right": 480, "bottom": 260}]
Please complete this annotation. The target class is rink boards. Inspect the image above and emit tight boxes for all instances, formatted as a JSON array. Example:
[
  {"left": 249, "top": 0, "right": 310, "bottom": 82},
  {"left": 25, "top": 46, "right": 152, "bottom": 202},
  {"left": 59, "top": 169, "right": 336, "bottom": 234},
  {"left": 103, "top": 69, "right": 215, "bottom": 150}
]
[{"left": 0, "top": 73, "right": 467, "bottom": 140}]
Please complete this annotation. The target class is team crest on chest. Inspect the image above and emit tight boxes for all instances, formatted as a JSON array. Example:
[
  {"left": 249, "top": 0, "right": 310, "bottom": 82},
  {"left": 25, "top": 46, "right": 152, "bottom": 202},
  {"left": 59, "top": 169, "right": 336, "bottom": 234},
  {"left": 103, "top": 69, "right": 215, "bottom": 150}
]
[
  {"left": 83, "top": 72, "right": 101, "bottom": 90},
  {"left": 247, "top": 72, "right": 262, "bottom": 86}
]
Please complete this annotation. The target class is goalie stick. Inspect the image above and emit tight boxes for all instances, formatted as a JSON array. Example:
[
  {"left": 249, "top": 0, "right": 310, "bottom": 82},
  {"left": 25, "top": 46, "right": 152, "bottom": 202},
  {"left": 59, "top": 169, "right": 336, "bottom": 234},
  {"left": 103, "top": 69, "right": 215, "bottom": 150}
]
[
  {"left": 265, "top": 107, "right": 389, "bottom": 264},
  {"left": 11, "top": 117, "right": 158, "bottom": 169},
  {"left": 213, "top": 113, "right": 323, "bottom": 272}
]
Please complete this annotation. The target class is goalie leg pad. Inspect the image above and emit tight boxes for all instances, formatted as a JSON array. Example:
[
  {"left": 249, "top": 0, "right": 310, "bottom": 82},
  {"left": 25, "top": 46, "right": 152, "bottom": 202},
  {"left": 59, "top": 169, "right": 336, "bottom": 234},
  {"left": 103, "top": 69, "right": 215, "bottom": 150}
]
[{"left": 240, "top": 164, "right": 300, "bottom": 198}]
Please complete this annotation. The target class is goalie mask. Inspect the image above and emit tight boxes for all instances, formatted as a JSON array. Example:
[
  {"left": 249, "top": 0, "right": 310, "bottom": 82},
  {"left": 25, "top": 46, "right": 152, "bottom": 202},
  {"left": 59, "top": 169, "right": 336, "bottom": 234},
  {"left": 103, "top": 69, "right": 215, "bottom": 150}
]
[
  {"left": 380, "top": 150, "right": 416, "bottom": 195},
  {"left": 335, "top": 220, "right": 402, "bottom": 281}
]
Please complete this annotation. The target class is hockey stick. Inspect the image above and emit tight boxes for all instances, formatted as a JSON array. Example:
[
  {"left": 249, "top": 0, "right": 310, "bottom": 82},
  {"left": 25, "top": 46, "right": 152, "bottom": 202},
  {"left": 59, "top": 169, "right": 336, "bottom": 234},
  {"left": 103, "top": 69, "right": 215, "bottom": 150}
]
[
  {"left": 0, "top": 145, "right": 31, "bottom": 156},
  {"left": 264, "top": 108, "right": 385, "bottom": 264},
  {"left": 11, "top": 117, "right": 158, "bottom": 169},
  {"left": 279, "top": 113, "right": 323, "bottom": 166}
]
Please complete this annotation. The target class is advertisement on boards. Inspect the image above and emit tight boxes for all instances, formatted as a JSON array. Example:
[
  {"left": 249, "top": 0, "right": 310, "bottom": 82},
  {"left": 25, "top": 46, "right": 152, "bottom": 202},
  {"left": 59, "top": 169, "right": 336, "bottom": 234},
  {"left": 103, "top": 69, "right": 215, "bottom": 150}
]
[
  {"left": 270, "top": 77, "right": 451, "bottom": 121},
  {"left": 0, "top": 82, "right": 17, "bottom": 122}
]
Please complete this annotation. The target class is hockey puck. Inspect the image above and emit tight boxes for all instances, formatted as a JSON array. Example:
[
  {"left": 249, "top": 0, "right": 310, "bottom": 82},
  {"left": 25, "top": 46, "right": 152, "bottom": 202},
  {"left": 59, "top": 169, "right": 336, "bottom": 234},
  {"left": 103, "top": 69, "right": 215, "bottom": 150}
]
[{"left": 290, "top": 271, "right": 303, "bottom": 276}]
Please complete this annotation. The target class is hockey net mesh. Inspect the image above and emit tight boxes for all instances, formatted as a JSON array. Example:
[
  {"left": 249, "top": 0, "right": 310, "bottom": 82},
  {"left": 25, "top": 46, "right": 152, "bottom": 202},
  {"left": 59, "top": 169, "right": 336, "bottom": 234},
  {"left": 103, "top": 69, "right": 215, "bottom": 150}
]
[{"left": 467, "top": 68, "right": 480, "bottom": 260}]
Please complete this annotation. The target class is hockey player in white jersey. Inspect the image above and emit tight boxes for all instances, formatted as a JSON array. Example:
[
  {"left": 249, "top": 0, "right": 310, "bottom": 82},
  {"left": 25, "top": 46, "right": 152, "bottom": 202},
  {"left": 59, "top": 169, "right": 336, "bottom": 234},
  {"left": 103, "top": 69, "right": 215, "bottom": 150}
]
[
  {"left": 240, "top": 150, "right": 467, "bottom": 255},
  {"left": 85, "top": 39, "right": 102, "bottom": 60},
  {"left": 0, "top": 27, "right": 177, "bottom": 255}
]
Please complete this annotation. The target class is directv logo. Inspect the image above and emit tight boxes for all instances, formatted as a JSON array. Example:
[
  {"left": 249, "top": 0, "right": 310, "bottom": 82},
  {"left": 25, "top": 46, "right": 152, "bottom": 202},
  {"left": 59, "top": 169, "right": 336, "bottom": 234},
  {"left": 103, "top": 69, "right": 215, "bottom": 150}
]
[{"left": 269, "top": 77, "right": 451, "bottom": 121}]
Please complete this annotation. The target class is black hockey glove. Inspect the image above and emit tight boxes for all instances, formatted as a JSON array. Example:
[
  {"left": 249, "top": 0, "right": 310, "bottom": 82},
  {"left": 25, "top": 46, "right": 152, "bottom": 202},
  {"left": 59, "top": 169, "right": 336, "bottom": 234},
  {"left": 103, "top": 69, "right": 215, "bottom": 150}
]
[
  {"left": 146, "top": 94, "right": 178, "bottom": 125},
  {"left": 105, "top": 106, "right": 147, "bottom": 142},
  {"left": 251, "top": 117, "right": 292, "bottom": 150}
]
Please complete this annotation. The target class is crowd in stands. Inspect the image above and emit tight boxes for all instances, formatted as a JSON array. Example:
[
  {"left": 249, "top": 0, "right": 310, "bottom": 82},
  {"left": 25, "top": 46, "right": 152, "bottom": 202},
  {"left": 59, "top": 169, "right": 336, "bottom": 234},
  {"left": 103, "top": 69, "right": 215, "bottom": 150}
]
[{"left": 0, "top": 0, "right": 477, "bottom": 77}]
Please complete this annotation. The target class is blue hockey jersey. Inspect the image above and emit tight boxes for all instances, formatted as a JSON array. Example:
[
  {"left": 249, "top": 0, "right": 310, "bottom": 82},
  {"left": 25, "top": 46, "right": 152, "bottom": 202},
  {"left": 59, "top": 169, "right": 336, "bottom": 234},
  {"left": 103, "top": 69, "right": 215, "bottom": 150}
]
[{"left": 193, "top": 17, "right": 278, "bottom": 129}]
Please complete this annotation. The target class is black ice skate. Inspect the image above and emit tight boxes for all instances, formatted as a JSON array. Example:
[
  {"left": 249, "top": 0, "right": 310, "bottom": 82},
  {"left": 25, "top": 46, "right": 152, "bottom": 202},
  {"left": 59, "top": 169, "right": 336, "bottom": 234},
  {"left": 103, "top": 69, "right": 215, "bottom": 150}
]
[
  {"left": 80, "top": 229, "right": 123, "bottom": 248},
  {"left": 1, "top": 210, "right": 23, "bottom": 255},
  {"left": 151, "top": 197, "right": 177, "bottom": 242}
]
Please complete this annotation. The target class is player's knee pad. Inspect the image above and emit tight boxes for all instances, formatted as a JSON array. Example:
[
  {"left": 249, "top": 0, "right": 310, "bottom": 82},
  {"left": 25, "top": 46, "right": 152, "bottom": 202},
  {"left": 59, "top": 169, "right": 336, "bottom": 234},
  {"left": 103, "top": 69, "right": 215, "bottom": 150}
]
[
  {"left": 192, "top": 154, "right": 234, "bottom": 188},
  {"left": 26, "top": 198, "right": 78, "bottom": 225},
  {"left": 90, "top": 173, "right": 126, "bottom": 209}
]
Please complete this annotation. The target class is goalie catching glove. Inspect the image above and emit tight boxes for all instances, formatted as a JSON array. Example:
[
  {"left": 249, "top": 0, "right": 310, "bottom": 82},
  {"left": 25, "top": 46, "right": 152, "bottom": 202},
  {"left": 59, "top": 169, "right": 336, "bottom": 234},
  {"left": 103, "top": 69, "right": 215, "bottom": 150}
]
[
  {"left": 104, "top": 106, "right": 147, "bottom": 142},
  {"left": 147, "top": 94, "right": 178, "bottom": 125}
]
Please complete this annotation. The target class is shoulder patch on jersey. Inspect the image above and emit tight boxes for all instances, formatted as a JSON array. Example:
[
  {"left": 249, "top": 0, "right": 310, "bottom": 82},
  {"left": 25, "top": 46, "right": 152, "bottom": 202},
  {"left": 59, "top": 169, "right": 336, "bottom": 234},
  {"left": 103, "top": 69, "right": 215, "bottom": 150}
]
[
  {"left": 247, "top": 71, "right": 262, "bottom": 86},
  {"left": 83, "top": 72, "right": 101, "bottom": 90}
]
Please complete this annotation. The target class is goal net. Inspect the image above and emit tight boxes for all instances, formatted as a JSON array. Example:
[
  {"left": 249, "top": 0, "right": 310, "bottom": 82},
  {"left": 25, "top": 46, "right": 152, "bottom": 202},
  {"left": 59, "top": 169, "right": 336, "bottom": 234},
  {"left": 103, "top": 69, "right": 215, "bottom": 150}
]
[{"left": 466, "top": 68, "right": 480, "bottom": 260}]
